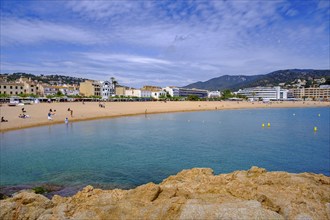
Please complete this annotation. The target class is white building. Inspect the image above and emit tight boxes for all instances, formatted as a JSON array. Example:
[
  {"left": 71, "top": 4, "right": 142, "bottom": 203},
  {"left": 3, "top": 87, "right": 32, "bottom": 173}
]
[
  {"left": 100, "top": 81, "right": 114, "bottom": 100},
  {"left": 163, "top": 86, "right": 180, "bottom": 97},
  {"left": 151, "top": 90, "right": 167, "bottom": 99},
  {"left": 125, "top": 88, "right": 141, "bottom": 97},
  {"left": 208, "top": 91, "right": 221, "bottom": 98},
  {"left": 237, "top": 86, "right": 288, "bottom": 100},
  {"left": 140, "top": 90, "right": 152, "bottom": 98},
  {"left": 163, "top": 87, "right": 208, "bottom": 98}
]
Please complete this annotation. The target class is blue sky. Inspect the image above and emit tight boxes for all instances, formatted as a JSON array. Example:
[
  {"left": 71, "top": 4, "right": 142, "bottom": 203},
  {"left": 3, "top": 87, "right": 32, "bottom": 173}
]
[{"left": 1, "top": 0, "right": 329, "bottom": 87}]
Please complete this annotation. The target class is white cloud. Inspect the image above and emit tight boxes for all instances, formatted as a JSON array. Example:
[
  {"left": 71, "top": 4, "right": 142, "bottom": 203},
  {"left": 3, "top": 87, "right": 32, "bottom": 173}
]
[{"left": 0, "top": 18, "right": 103, "bottom": 46}]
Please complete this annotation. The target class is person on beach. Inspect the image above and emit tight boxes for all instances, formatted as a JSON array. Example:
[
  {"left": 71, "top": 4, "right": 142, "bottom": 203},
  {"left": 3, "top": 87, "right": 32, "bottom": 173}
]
[
  {"left": 22, "top": 108, "right": 26, "bottom": 113},
  {"left": 1, "top": 116, "right": 8, "bottom": 122},
  {"left": 48, "top": 112, "right": 52, "bottom": 120},
  {"left": 65, "top": 117, "right": 68, "bottom": 124},
  {"left": 70, "top": 110, "right": 73, "bottom": 117}
]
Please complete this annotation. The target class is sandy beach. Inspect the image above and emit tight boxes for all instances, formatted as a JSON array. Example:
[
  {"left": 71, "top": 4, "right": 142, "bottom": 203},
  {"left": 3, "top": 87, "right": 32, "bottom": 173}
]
[{"left": 0, "top": 101, "right": 329, "bottom": 132}]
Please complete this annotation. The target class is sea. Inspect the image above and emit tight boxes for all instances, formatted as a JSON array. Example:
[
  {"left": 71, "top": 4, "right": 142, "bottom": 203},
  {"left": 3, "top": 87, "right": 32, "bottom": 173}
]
[{"left": 1, "top": 107, "right": 329, "bottom": 196}]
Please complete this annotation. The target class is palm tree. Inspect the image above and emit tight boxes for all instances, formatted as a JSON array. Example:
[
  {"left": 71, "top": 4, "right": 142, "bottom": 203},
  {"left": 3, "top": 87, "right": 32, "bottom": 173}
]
[{"left": 110, "top": 77, "right": 118, "bottom": 95}]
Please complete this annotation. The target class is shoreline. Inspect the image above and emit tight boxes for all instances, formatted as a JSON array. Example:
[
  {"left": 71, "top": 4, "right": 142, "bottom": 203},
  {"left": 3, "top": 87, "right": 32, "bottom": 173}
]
[{"left": 1, "top": 101, "right": 329, "bottom": 133}]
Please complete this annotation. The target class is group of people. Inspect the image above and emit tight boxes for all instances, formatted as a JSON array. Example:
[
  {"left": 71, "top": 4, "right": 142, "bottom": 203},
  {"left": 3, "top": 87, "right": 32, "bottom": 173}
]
[
  {"left": 19, "top": 108, "right": 30, "bottom": 118},
  {"left": 19, "top": 114, "right": 30, "bottom": 118},
  {"left": 99, "top": 103, "right": 105, "bottom": 108},
  {"left": 1, "top": 117, "right": 8, "bottom": 122}
]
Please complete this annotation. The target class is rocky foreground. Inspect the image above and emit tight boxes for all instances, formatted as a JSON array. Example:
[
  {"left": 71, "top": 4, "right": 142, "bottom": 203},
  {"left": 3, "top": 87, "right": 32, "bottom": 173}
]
[{"left": 1, "top": 167, "right": 330, "bottom": 220}]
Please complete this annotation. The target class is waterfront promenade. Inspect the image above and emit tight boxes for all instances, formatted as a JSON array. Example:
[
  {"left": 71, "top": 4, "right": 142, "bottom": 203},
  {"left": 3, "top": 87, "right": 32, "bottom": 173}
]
[{"left": 0, "top": 101, "right": 329, "bottom": 132}]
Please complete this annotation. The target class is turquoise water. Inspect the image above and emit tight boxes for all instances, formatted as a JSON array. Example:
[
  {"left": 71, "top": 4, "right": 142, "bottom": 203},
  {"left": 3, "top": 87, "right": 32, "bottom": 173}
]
[{"left": 1, "top": 107, "right": 329, "bottom": 189}]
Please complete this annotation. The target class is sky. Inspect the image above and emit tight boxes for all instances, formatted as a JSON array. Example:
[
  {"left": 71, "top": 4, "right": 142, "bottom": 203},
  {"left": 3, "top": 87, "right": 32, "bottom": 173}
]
[{"left": 0, "top": 0, "right": 329, "bottom": 87}]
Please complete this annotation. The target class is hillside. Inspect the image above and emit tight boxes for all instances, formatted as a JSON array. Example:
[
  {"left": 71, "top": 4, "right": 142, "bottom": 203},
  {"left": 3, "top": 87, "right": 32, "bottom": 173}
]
[
  {"left": 0, "top": 72, "right": 87, "bottom": 85},
  {"left": 184, "top": 69, "right": 330, "bottom": 91}
]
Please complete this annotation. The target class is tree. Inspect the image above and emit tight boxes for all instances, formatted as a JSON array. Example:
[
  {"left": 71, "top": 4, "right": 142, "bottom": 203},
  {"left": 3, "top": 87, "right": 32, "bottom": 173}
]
[
  {"left": 56, "top": 91, "right": 63, "bottom": 97},
  {"left": 222, "top": 89, "right": 233, "bottom": 99},
  {"left": 187, "top": 95, "right": 199, "bottom": 101}
]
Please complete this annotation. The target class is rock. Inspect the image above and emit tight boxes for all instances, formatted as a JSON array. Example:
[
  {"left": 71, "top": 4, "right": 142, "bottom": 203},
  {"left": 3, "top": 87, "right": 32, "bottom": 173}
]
[
  {"left": 179, "top": 200, "right": 284, "bottom": 219},
  {"left": 0, "top": 191, "right": 53, "bottom": 220},
  {"left": 1, "top": 167, "right": 329, "bottom": 220}
]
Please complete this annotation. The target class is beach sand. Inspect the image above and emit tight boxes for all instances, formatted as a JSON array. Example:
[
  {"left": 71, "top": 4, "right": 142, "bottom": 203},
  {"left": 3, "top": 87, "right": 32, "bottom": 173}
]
[{"left": 0, "top": 101, "right": 329, "bottom": 132}]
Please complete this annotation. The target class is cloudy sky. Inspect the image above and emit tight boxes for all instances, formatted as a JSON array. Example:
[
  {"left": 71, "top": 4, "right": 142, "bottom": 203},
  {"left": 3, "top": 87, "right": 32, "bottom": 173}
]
[{"left": 1, "top": 0, "right": 329, "bottom": 87}]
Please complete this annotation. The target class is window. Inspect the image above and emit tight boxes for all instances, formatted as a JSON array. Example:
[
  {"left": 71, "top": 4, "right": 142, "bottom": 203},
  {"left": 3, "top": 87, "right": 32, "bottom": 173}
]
[
  {"left": 15, "top": 92, "right": 18, "bottom": 94},
  {"left": 4, "top": 86, "right": 6, "bottom": 89},
  {"left": 21, "top": 92, "right": 23, "bottom": 94},
  {"left": 10, "top": 91, "right": 12, "bottom": 94},
  {"left": 10, "top": 86, "right": 12, "bottom": 89},
  {"left": 21, "top": 86, "right": 23, "bottom": 89},
  {"left": 16, "top": 86, "right": 18, "bottom": 89},
  {"left": 4, "top": 91, "right": 6, "bottom": 94},
  {"left": 31, "top": 89, "right": 34, "bottom": 92}
]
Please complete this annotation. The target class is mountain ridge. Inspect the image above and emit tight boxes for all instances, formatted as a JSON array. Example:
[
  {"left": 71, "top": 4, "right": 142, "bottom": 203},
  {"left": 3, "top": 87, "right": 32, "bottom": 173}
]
[{"left": 184, "top": 69, "right": 330, "bottom": 91}]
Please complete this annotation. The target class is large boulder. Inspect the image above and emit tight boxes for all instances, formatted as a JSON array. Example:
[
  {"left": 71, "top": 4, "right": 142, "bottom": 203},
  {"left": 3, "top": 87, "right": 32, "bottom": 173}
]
[{"left": 1, "top": 167, "right": 329, "bottom": 220}]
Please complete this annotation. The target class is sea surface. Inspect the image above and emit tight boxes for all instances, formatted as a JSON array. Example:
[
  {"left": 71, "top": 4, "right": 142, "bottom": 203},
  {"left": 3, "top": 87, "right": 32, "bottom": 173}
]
[{"left": 1, "top": 107, "right": 329, "bottom": 195}]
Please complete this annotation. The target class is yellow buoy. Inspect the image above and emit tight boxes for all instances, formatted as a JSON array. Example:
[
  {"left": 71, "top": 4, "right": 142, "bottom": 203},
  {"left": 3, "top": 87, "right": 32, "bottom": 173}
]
[
  {"left": 262, "top": 123, "right": 265, "bottom": 128},
  {"left": 314, "top": 127, "right": 318, "bottom": 132},
  {"left": 267, "top": 123, "right": 271, "bottom": 127}
]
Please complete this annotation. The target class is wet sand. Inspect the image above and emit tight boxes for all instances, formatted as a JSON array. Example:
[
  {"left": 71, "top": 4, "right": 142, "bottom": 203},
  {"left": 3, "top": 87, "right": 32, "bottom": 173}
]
[{"left": 0, "top": 101, "right": 329, "bottom": 132}]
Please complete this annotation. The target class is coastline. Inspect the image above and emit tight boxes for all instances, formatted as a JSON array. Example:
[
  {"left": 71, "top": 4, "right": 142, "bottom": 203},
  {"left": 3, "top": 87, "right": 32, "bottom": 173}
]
[{"left": 1, "top": 101, "right": 329, "bottom": 133}]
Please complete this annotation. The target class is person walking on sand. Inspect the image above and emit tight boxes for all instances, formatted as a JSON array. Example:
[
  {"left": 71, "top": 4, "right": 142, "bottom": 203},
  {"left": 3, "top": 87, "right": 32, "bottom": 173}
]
[
  {"left": 70, "top": 110, "right": 73, "bottom": 117},
  {"left": 65, "top": 117, "right": 68, "bottom": 124}
]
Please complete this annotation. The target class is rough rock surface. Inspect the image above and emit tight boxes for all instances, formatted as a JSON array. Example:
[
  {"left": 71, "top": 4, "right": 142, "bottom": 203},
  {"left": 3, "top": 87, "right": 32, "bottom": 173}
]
[{"left": 1, "top": 167, "right": 329, "bottom": 220}]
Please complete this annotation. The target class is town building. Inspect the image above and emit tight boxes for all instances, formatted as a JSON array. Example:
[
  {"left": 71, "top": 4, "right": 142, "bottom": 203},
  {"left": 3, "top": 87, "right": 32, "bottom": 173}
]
[
  {"left": 59, "top": 86, "right": 80, "bottom": 96},
  {"left": 236, "top": 86, "right": 288, "bottom": 100},
  {"left": 43, "top": 86, "right": 59, "bottom": 96},
  {"left": 79, "top": 80, "right": 101, "bottom": 97},
  {"left": 163, "top": 87, "right": 208, "bottom": 98},
  {"left": 80, "top": 80, "right": 115, "bottom": 99},
  {"left": 0, "top": 82, "right": 25, "bottom": 95},
  {"left": 290, "top": 86, "right": 330, "bottom": 100},
  {"left": 124, "top": 88, "right": 153, "bottom": 98},
  {"left": 208, "top": 91, "right": 221, "bottom": 98},
  {"left": 100, "top": 81, "right": 113, "bottom": 100},
  {"left": 0, "top": 77, "right": 41, "bottom": 96},
  {"left": 151, "top": 90, "right": 166, "bottom": 99},
  {"left": 115, "top": 86, "right": 126, "bottom": 96},
  {"left": 125, "top": 88, "right": 141, "bottom": 97},
  {"left": 163, "top": 86, "right": 180, "bottom": 97}
]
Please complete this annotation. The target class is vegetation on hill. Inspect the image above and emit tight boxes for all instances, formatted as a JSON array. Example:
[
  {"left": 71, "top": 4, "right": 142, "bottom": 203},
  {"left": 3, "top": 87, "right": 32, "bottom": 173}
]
[{"left": 0, "top": 72, "right": 87, "bottom": 85}]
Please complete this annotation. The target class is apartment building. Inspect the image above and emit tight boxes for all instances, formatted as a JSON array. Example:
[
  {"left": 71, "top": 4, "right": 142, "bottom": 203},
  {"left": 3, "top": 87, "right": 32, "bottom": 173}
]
[
  {"left": 79, "top": 80, "right": 101, "bottom": 97},
  {"left": 80, "top": 80, "right": 115, "bottom": 99},
  {"left": 163, "top": 87, "right": 208, "bottom": 98},
  {"left": 290, "top": 86, "right": 330, "bottom": 100},
  {"left": 237, "top": 86, "right": 288, "bottom": 100},
  {"left": 0, "top": 82, "right": 25, "bottom": 95}
]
